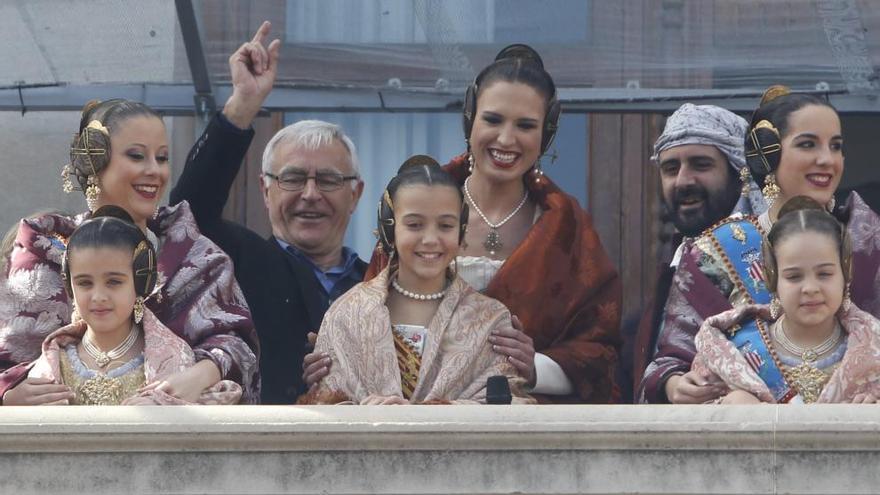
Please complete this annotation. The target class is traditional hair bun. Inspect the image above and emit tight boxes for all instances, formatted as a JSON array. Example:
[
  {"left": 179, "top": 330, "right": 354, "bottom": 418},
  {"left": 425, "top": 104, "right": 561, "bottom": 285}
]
[
  {"left": 91, "top": 204, "right": 136, "bottom": 224},
  {"left": 397, "top": 154, "right": 441, "bottom": 174},
  {"left": 78, "top": 98, "right": 126, "bottom": 131},
  {"left": 493, "top": 44, "right": 545, "bottom": 69},
  {"left": 776, "top": 195, "right": 825, "bottom": 221},
  {"left": 759, "top": 85, "right": 792, "bottom": 107}
]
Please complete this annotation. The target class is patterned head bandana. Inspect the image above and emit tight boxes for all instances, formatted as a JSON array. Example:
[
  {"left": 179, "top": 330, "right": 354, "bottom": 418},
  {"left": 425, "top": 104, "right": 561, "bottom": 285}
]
[{"left": 651, "top": 103, "right": 766, "bottom": 216}]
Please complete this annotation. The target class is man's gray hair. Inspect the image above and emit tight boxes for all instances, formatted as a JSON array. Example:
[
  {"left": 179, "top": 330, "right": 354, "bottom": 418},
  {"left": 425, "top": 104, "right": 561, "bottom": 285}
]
[{"left": 261, "top": 120, "right": 360, "bottom": 188}]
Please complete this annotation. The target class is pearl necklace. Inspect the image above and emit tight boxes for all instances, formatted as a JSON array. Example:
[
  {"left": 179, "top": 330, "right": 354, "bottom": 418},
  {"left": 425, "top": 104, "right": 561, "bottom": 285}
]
[
  {"left": 391, "top": 277, "right": 446, "bottom": 301},
  {"left": 463, "top": 176, "right": 529, "bottom": 256},
  {"left": 773, "top": 316, "right": 842, "bottom": 362},
  {"left": 82, "top": 324, "right": 139, "bottom": 368}
]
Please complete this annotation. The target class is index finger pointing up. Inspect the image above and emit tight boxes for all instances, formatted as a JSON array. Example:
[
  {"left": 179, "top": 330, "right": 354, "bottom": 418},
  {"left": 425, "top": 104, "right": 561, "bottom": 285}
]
[{"left": 252, "top": 20, "right": 271, "bottom": 45}]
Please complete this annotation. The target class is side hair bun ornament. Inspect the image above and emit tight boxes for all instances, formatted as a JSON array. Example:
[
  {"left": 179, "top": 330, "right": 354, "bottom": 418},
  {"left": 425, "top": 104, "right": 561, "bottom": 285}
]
[
  {"left": 745, "top": 119, "right": 781, "bottom": 176},
  {"left": 68, "top": 119, "right": 110, "bottom": 210},
  {"left": 133, "top": 239, "right": 158, "bottom": 296},
  {"left": 382, "top": 189, "right": 394, "bottom": 211},
  {"left": 376, "top": 188, "right": 397, "bottom": 257},
  {"left": 759, "top": 85, "right": 791, "bottom": 106}
]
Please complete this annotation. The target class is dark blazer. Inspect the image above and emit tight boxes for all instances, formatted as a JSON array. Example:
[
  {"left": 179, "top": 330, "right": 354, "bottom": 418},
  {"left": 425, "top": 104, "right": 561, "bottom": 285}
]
[{"left": 170, "top": 114, "right": 365, "bottom": 404}]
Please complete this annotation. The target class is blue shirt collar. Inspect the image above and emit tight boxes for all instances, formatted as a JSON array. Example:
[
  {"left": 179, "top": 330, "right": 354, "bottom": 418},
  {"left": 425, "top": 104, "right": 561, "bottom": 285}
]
[{"left": 276, "top": 239, "right": 356, "bottom": 273}]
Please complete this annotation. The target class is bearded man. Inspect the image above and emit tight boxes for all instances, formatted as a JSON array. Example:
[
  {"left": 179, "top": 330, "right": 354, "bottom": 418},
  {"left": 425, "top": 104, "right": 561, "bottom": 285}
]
[{"left": 629, "top": 103, "right": 765, "bottom": 403}]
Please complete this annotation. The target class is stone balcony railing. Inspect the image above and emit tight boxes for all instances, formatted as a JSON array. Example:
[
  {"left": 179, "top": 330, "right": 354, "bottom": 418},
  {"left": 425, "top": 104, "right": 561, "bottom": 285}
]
[{"left": 1, "top": 405, "right": 878, "bottom": 494}]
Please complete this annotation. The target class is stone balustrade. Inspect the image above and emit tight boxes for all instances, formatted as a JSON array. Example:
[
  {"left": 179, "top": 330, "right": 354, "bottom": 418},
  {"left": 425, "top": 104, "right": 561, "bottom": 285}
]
[{"left": 1, "top": 405, "right": 878, "bottom": 494}]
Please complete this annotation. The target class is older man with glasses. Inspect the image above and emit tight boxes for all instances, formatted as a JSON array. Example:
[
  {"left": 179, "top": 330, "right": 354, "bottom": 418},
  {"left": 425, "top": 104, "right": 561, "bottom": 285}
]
[{"left": 171, "top": 22, "right": 366, "bottom": 404}]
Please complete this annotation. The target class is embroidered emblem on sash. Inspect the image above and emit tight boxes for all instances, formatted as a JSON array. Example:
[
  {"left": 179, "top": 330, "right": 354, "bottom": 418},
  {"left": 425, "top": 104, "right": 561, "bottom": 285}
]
[
  {"left": 731, "top": 223, "right": 747, "bottom": 244},
  {"left": 740, "top": 342, "right": 766, "bottom": 374},
  {"left": 741, "top": 247, "right": 766, "bottom": 291}
]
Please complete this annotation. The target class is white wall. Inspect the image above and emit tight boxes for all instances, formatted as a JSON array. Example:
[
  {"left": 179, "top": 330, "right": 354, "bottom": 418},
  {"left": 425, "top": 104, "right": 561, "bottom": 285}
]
[
  {"left": 0, "top": 111, "right": 83, "bottom": 236},
  {"left": 1, "top": 404, "right": 878, "bottom": 494}
]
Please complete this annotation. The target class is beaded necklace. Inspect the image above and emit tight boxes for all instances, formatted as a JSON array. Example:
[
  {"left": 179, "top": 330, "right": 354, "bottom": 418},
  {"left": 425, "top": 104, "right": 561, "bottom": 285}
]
[
  {"left": 773, "top": 315, "right": 842, "bottom": 362},
  {"left": 391, "top": 276, "right": 447, "bottom": 301},
  {"left": 81, "top": 324, "right": 139, "bottom": 368}
]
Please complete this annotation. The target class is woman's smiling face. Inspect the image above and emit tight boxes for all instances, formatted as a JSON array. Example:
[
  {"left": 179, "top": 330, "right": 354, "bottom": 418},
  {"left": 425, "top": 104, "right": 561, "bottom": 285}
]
[
  {"left": 468, "top": 81, "right": 546, "bottom": 184},
  {"left": 96, "top": 115, "right": 170, "bottom": 228},
  {"left": 774, "top": 104, "right": 844, "bottom": 208}
]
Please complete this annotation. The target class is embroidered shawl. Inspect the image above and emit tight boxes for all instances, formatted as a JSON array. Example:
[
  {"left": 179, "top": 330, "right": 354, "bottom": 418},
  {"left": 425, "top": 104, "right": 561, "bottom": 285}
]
[
  {"left": 693, "top": 304, "right": 880, "bottom": 403},
  {"left": 0, "top": 201, "right": 259, "bottom": 402},
  {"left": 366, "top": 153, "right": 622, "bottom": 403},
  {"left": 29, "top": 308, "right": 242, "bottom": 405},
  {"left": 639, "top": 192, "right": 880, "bottom": 403},
  {"left": 301, "top": 267, "right": 534, "bottom": 404}
]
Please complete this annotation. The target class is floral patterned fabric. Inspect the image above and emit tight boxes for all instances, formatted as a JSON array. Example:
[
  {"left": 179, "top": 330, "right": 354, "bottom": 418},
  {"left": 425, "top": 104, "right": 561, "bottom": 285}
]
[
  {"left": 639, "top": 192, "right": 880, "bottom": 403},
  {"left": 693, "top": 303, "right": 880, "bottom": 403},
  {"left": 29, "top": 308, "right": 242, "bottom": 405},
  {"left": 300, "top": 267, "right": 535, "bottom": 405},
  {"left": 0, "top": 201, "right": 259, "bottom": 403}
]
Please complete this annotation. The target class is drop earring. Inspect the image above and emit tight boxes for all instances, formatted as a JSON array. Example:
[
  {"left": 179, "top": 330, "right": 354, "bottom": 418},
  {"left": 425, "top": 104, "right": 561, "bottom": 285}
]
[
  {"left": 739, "top": 167, "right": 752, "bottom": 196},
  {"left": 762, "top": 173, "right": 780, "bottom": 208},
  {"left": 133, "top": 296, "right": 145, "bottom": 324},
  {"left": 61, "top": 165, "right": 75, "bottom": 194},
  {"left": 532, "top": 159, "right": 544, "bottom": 183},
  {"left": 85, "top": 175, "right": 101, "bottom": 211},
  {"left": 769, "top": 294, "right": 782, "bottom": 320}
]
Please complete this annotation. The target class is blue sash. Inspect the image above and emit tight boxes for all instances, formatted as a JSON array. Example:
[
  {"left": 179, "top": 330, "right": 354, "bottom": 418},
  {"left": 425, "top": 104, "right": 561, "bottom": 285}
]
[{"left": 709, "top": 219, "right": 792, "bottom": 402}]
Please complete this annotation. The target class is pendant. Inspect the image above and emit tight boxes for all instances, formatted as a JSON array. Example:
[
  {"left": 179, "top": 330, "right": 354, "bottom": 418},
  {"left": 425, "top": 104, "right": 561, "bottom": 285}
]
[
  {"left": 484, "top": 229, "right": 503, "bottom": 256},
  {"left": 802, "top": 349, "right": 818, "bottom": 363},
  {"left": 94, "top": 353, "right": 111, "bottom": 367}
]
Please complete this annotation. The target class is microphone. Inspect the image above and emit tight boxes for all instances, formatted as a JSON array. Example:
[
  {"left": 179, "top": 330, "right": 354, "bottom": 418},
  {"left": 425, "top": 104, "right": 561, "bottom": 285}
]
[{"left": 486, "top": 375, "right": 512, "bottom": 404}]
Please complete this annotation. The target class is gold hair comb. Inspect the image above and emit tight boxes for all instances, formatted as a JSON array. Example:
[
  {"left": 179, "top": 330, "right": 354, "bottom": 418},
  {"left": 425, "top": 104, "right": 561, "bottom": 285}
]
[{"left": 760, "top": 85, "right": 791, "bottom": 106}]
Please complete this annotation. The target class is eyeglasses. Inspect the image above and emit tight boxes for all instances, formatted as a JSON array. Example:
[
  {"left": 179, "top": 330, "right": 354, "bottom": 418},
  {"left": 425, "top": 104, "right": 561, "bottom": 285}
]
[{"left": 264, "top": 171, "right": 359, "bottom": 192}]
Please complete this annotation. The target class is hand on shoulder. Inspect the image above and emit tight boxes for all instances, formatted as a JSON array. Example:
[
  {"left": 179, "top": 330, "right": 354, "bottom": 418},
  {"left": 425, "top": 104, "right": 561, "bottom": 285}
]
[{"left": 2, "top": 377, "right": 74, "bottom": 406}]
